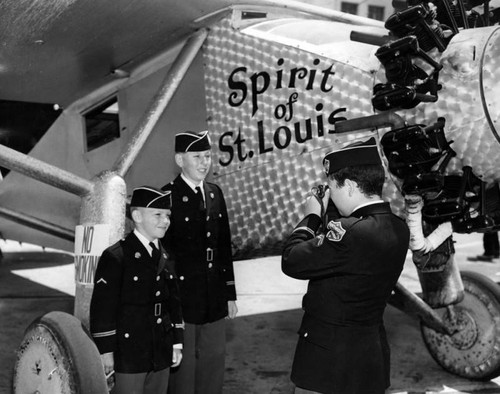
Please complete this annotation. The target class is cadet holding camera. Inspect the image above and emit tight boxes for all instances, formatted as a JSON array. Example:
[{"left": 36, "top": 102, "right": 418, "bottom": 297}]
[{"left": 282, "top": 137, "right": 410, "bottom": 394}]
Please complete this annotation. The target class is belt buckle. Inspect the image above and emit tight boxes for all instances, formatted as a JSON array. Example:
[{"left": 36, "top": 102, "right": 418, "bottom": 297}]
[
  {"left": 154, "top": 303, "right": 161, "bottom": 316},
  {"left": 206, "top": 248, "right": 213, "bottom": 262}
]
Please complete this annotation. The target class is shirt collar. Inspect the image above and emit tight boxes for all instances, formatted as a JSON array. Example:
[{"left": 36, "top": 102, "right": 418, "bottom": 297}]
[
  {"left": 134, "top": 229, "right": 157, "bottom": 256},
  {"left": 181, "top": 173, "right": 204, "bottom": 193},
  {"left": 352, "top": 199, "right": 385, "bottom": 213}
]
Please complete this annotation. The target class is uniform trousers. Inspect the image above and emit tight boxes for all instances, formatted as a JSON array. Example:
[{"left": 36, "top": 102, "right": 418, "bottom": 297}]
[
  {"left": 168, "top": 319, "right": 226, "bottom": 394},
  {"left": 291, "top": 321, "right": 389, "bottom": 394},
  {"left": 483, "top": 231, "right": 500, "bottom": 256},
  {"left": 112, "top": 368, "right": 170, "bottom": 394}
]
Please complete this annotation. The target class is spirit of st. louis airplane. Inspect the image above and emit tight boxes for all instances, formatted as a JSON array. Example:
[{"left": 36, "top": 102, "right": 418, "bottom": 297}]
[{"left": 1, "top": 0, "right": 500, "bottom": 392}]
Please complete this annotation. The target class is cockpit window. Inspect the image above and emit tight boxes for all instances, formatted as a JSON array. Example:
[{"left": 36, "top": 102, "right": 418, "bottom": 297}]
[
  {"left": 84, "top": 97, "right": 120, "bottom": 152},
  {"left": 240, "top": 19, "right": 385, "bottom": 71}
]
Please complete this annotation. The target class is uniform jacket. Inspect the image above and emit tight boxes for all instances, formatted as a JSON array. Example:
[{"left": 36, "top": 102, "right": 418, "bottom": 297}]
[
  {"left": 90, "top": 232, "right": 184, "bottom": 374},
  {"left": 161, "top": 175, "right": 236, "bottom": 324},
  {"left": 282, "top": 202, "right": 409, "bottom": 393}
]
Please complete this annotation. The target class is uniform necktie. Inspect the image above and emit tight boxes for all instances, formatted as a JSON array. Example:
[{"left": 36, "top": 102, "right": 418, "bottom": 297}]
[
  {"left": 195, "top": 186, "right": 205, "bottom": 211},
  {"left": 150, "top": 242, "right": 160, "bottom": 262}
]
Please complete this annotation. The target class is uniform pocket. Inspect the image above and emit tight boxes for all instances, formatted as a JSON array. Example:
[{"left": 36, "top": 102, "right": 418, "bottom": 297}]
[{"left": 121, "top": 273, "right": 148, "bottom": 304}]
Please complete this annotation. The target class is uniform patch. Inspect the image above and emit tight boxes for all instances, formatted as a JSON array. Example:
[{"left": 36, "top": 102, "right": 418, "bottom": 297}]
[
  {"left": 135, "top": 252, "right": 141, "bottom": 259},
  {"left": 326, "top": 220, "right": 346, "bottom": 242}
]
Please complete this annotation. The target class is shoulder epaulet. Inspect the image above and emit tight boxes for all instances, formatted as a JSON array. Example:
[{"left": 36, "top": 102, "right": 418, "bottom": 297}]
[
  {"left": 99, "top": 239, "right": 124, "bottom": 260},
  {"left": 206, "top": 182, "right": 224, "bottom": 196},
  {"left": 332, "top": 216, "right": 360, "bottom": 229},
  {"left": 394, "top": 213, "right": 406, "bottom": 223},
  {"left": 205, "top": 180, "right": 219, "bottom": 189},
  {"left": 161, "top": 182, "right": 175, "bottom": 192},
  {"left": 106, "top": 239, "right": 123, "bottom": 252}
]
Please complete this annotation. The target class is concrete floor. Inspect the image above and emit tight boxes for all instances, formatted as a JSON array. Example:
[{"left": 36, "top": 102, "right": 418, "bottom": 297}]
[{"left": 3, "top": 233, "right": 500, "bottom": 394}]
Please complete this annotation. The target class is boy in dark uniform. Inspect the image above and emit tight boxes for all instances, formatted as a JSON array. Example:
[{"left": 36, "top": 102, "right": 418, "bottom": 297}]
[
  {"left": 282, "top": 137, "right": 410, "bottom": 394},
  {"left": 90, "top": 186, "right": 184, "bottom": 394},
  {"left": 161, "top": 130, "right": 237, "bottom": 394}
]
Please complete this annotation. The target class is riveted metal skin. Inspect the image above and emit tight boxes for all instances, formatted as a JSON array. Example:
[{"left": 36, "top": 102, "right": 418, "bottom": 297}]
[{"left": 204, "top": 16, "right": 500, "bottom": 258}]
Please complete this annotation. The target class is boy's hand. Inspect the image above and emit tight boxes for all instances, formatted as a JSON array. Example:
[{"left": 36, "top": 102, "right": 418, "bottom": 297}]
[
  {"left": 100, "top": 352, "right": 114, "bottom": 375},
  {"left": 304, "top": 187, "right": 330, "bottom": 217},
  {"left": 101, "top": 352, "right": 115, "bottom": 390},
  {"left": 172, "top": 348, "right": 183, "bottom": 367},
  {"left": 227, "top": 300, "right": 238, "bottom": 319}
]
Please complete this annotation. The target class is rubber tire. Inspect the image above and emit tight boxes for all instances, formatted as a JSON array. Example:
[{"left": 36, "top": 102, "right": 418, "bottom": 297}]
[
  {"left": 12, "top": 311, "right": 108, "bottom": 393},
  {"left": 421, "top": 270, "right": 500, "bottom": 380}
]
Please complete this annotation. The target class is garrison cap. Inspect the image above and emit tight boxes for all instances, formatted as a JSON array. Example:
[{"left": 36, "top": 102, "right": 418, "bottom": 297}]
[
  {"left": 323, "top": 137, "right": 382, "bottom": 176},
  {"left": 175, "top": 130, "right": 211, "bottom": 152},
  {"left": 130, "top": 186, "right": 171, "bottom": 209}
]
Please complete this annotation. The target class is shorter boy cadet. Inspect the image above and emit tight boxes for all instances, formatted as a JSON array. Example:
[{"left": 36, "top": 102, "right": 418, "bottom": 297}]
[
  {"left": 282, "top": 138, "right": 409, "bottom": 394},
  {"left": 90, "top": 186, "right": 184, "bottom": 394}
]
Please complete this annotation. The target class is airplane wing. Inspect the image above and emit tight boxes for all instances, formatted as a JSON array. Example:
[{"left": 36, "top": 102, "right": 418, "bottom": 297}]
[{"left": 0, "top": 0, "right": 383, "bottom": 107}]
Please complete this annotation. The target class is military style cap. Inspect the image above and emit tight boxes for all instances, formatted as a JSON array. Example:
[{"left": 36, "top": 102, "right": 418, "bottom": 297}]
[
  {"left": 323, "top": 137, "right": 382, "bottom": 176},
  {"left": 130, "top": 186, "right": 171, "bottom": 209},
  {"left": 175, "top": 130, "right": 211, "bottom": 152}
]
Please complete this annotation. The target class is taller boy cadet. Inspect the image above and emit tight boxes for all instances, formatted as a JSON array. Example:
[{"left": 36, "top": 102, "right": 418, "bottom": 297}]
[{"left": 162, "top": 130, "right": 237, "bottom": 394}]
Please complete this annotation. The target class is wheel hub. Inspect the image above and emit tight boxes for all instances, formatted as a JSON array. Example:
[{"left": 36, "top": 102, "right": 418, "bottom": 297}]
[{"left": 444, "top": 308, "right": 478, "bottom": 350}]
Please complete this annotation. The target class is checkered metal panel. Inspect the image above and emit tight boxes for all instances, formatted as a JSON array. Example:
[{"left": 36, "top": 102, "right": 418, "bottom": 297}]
[{"left": 203, "top": 16, "right": 500, "bottom": 259}]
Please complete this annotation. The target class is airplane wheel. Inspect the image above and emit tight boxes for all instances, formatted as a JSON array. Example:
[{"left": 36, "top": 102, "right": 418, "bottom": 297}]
[
  {"left": 12, "top": 311, "right": 108, "bottom": 394},
  {"left": 421, "top": 270, "right": 500, "bottom": 380}
]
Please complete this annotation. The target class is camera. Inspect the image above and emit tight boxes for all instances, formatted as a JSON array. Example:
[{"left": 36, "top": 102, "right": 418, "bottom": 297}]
[{"left": 311, "top": 184, "right": 329, "bottom": 198}]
